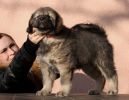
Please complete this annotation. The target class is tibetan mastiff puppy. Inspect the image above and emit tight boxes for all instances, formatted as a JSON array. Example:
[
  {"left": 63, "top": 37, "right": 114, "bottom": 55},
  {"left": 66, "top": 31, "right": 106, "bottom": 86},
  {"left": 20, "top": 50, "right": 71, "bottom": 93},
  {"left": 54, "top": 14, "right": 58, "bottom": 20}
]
[{"left": 26, "top": 7, "right": 118, "bottom": 97}]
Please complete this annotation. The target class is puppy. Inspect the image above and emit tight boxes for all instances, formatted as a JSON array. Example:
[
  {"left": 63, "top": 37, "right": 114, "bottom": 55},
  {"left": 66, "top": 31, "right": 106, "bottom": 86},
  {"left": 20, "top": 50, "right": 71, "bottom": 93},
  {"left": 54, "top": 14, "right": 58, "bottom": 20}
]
[{"left": 27, "top": 7, "right": 118, "bottom": 97}]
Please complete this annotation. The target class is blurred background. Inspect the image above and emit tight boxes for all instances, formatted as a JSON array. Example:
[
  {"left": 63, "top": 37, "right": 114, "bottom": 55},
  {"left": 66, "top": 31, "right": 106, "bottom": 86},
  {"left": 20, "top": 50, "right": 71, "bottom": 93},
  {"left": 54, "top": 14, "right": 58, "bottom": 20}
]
[{"left": 0, "top": 0, "right": 129, "bottom": 94}]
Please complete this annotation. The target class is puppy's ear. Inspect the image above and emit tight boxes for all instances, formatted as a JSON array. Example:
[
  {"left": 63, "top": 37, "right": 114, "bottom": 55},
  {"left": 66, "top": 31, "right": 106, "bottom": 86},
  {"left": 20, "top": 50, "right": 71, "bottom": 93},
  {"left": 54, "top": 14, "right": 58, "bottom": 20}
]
[
  {"left": 26, "top": 25, "right": 33, "bottom": 33},
  {"left": 54, "top": 13, "right": 63, "bottom": 33},
  {"left": 26, "top": 14, "right": 34, "bottom": 34}
]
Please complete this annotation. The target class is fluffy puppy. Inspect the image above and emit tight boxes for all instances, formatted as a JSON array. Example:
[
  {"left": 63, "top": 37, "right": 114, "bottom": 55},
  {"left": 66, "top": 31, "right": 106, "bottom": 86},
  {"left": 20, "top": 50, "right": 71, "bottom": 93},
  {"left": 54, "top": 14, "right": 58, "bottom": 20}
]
[{"left": 26, "top": 7, "right": 118, "bottom": 97}]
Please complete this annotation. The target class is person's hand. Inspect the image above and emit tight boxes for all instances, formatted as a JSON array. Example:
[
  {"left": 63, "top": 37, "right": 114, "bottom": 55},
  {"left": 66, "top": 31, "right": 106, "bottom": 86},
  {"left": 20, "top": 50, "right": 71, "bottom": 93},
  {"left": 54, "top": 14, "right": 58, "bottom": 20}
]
[{"left": 28, "top": 33, "right": 44, "bottom": 44}]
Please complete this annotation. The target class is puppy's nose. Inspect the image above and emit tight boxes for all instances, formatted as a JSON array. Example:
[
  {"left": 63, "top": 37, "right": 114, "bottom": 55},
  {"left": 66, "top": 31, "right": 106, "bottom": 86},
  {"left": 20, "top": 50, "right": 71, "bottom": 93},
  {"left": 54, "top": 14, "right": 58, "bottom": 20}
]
[{"left": 39, "top": 24, "right": 45, "bottom": 29}]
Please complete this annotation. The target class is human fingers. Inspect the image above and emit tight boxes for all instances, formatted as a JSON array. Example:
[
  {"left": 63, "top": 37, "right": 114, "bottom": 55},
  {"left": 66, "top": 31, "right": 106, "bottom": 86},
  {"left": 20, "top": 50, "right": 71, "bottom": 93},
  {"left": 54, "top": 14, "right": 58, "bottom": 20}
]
[{"left": 28, "top": 34, "right": 44, "bottom": 44}]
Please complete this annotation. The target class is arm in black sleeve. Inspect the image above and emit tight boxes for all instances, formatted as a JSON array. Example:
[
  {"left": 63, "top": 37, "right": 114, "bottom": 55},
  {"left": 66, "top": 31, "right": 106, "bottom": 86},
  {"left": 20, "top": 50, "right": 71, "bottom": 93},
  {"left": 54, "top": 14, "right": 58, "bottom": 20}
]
[
  {"left": 0, "top": 38, "right": 39, "bottom": 92},
  {"left": 9, "top": 38, "right": 39, "bottom": 79}
]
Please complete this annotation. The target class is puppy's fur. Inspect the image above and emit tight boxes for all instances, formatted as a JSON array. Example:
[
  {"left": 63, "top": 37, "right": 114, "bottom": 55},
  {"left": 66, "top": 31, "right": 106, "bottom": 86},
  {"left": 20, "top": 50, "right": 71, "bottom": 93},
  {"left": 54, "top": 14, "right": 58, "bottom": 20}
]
[{"left": 27, "top": 7, "right": 118, "bottom": 96}]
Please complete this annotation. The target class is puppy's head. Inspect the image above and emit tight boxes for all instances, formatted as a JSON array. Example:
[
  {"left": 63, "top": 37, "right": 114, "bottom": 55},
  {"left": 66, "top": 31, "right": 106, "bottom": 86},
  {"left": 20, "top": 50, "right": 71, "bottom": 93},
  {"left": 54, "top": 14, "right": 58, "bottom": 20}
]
[{"left": 27, "top": 7, "right": 63, "bottom": 36}]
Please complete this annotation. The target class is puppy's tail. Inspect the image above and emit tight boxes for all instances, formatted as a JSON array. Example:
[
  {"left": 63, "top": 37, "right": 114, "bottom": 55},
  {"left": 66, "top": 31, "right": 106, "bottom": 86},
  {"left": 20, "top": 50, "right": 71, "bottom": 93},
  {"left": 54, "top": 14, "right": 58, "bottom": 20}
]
[{"left": 71, "top": 23, "right": 107, "bottom": 37}]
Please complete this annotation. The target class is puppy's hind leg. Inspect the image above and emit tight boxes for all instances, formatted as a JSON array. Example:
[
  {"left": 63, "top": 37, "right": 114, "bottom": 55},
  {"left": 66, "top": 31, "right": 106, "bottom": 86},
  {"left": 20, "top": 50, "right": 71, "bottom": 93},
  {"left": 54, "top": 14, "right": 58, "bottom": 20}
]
[
  {"left": 81, "top": 64, "right": 106, "bottom": 95},
  {"left": 97, "top": 62, "right": 118, "bottom": 95},
  {"left": 96, "top": 43, "right": 118, "bottom": 95}
]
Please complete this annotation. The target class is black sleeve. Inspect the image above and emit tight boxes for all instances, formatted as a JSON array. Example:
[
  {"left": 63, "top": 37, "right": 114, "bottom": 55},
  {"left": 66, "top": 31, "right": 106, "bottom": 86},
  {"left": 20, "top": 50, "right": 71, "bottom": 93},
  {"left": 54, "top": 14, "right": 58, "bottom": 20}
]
[
  {"left": 10, "top": 38, "right": 39, "bottom": 79},
  {"left": 0, "top": 38, "right": 39, "bottom": 91}
]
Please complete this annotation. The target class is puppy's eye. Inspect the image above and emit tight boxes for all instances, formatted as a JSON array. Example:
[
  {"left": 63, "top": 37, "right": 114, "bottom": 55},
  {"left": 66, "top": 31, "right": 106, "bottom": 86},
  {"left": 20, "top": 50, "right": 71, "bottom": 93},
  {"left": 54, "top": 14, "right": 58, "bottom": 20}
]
[
  {"left": 39, "top": 17, "right": 44, "bottom": 20},
  {"left": 39, "top": 15, "right": 50, "bottom": 21}
]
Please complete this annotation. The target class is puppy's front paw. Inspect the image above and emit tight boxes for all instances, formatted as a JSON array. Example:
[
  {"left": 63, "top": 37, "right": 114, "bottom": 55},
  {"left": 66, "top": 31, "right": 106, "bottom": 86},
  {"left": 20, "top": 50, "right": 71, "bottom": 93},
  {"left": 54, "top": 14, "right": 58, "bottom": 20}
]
[
  {"left": 36, "top": 90, "right": 50, "bottom": 96},
  {"left": 56, "top": 91, "right": 68, "bottom": 97},
  {"left": 107, "top": 90, "right": 117, "bottom": 95},
  {"left": 88, "top": 90, "right": 101, "bottom": 95}
]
